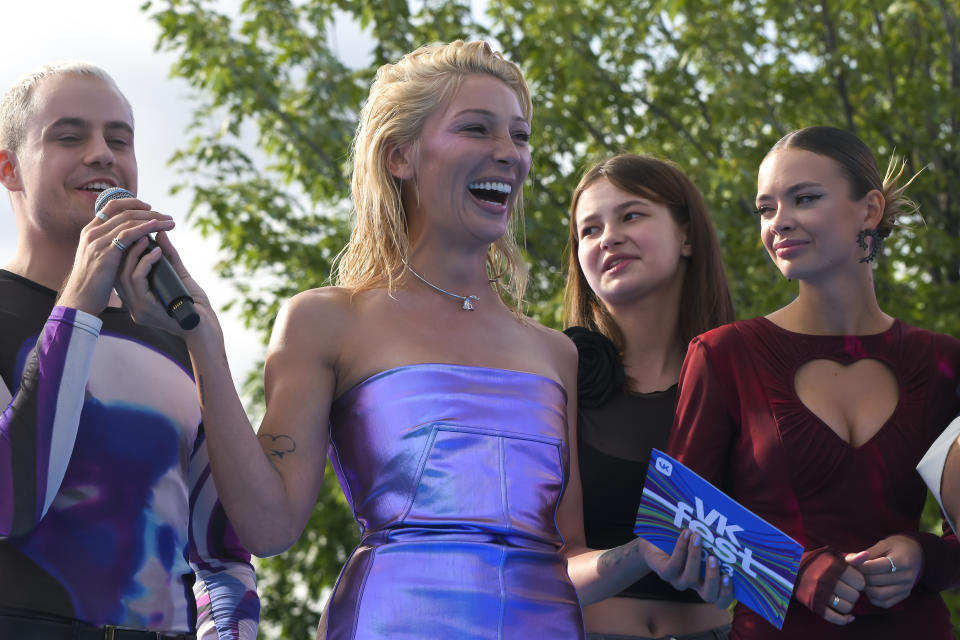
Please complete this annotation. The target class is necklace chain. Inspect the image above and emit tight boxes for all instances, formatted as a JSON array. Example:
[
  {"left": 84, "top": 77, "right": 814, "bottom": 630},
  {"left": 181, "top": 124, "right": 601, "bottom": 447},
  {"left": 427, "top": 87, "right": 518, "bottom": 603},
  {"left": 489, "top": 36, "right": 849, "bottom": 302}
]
[{"left": 404, "top": 262, "right": 479, "bottom": 311}]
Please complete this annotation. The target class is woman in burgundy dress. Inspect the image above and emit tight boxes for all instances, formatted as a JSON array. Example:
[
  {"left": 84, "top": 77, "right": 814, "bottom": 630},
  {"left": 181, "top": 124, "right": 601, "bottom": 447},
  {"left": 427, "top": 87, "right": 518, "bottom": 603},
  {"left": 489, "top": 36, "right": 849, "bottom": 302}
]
[
  {"left": 668, "top": 126, "right": 960, "bottom": 639},
  {"left": 563, "top": 154, "right": 736, "bottom": 639}
]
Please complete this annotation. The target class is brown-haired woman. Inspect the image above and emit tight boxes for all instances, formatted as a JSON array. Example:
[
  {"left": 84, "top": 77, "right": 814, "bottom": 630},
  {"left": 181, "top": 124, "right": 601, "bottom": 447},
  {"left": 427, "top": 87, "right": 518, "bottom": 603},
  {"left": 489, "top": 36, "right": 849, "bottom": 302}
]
[
  {"left": 564, "top": 153, "right": 735, "bottom": 640},
  {"left": 669, "top": 125, "right": 960, "bottom": 639}
]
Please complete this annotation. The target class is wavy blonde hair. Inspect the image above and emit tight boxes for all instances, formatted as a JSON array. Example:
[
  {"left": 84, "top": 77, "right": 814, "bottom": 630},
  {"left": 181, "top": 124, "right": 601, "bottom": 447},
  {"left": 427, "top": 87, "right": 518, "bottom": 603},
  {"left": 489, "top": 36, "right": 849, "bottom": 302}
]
[{"left": 335, "top": 40, "right": 532, "bottom": 309}]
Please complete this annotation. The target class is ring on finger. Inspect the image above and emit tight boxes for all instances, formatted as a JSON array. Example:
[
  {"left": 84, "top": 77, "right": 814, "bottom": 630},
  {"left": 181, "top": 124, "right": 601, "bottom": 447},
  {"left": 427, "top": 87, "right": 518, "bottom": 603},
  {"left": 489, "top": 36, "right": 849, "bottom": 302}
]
[
  {"left": 886, "top": 556, "right": 897, "bottom": 573},
  {"left": 95, "top": 211, "right": 109, "bottom": 222},
  {"left": 831, "top": 594, "right": 841, "bottom": 609},
  {"left": 111, "top": 237, "right": 127, "bottom": 252}
]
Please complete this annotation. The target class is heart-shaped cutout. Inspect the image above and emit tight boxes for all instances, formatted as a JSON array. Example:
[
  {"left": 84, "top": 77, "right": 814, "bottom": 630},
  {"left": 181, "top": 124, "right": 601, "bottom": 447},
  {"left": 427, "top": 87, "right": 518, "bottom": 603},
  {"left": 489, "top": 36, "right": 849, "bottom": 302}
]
[{"left": 794, "top": 358, "right": 898, "bottom": 447}]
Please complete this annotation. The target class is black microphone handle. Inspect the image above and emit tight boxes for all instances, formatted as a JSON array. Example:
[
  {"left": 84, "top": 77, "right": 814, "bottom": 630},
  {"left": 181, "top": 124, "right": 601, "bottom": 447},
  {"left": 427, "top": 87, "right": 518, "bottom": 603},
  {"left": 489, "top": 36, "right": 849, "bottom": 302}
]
[
  {"left": 142, "top": 238, "right": 200, "bottom": 331},
  {"left": 94, "top": 187, "right": 199, "bottom": 330}
]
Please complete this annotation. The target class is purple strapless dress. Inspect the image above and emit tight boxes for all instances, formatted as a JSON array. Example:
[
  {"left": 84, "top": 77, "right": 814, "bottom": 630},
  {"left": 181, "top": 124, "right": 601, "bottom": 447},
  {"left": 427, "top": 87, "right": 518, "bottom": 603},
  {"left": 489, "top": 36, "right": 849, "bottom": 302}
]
[{"left": 322, "top": 364, "right": 585, "bottom": 639}]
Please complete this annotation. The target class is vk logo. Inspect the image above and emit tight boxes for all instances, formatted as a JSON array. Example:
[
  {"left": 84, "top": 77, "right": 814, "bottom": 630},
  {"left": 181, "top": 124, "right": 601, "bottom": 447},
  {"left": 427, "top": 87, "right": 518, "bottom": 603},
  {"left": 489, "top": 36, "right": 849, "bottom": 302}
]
[{"left": 655, "top": 457, "right": 673, "bottom": 476}]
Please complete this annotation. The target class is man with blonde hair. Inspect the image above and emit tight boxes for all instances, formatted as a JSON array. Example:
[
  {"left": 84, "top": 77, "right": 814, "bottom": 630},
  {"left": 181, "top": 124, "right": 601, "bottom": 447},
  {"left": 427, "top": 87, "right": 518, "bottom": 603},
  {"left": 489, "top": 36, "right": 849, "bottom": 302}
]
[{"left": 0, "top": 61, "right": 258, "bottom": 639}]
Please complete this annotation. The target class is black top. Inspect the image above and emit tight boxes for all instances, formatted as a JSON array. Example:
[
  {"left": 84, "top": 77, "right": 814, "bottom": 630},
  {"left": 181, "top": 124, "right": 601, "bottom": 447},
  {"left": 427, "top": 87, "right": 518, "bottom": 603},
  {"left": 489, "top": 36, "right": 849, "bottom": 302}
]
[{"left": 567, "top": 327, "right": 702, "bottom": 603}]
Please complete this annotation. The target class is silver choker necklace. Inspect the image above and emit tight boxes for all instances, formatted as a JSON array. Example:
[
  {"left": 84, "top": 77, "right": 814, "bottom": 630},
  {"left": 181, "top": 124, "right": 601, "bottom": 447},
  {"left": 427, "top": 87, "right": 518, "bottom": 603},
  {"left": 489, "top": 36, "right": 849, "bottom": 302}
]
[{"left": 404, "top": 262, "right": 479, "bottom": 311}]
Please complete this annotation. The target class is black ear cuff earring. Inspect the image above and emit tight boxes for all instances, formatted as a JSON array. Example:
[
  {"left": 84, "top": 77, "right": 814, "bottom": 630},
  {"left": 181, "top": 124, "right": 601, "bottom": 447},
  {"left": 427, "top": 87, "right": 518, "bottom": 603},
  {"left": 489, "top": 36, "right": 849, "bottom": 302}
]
[{"left": 856, "top": 228, "right": 883, "bottom": 263}]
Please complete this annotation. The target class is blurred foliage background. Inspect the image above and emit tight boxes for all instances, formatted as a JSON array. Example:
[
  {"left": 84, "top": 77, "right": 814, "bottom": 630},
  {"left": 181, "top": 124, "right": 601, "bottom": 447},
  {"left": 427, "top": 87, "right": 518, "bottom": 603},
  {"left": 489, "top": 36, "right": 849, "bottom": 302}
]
[{"left": 139, "top": 0, "right": 960, "bottom": 636}]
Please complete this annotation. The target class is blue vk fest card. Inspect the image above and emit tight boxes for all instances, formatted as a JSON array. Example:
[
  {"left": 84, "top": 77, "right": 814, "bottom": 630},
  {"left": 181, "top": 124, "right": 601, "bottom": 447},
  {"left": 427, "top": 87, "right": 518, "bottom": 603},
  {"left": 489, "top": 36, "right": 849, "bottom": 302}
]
[{"left": 634, "top": 450, "right": 803, "bottom": 630}]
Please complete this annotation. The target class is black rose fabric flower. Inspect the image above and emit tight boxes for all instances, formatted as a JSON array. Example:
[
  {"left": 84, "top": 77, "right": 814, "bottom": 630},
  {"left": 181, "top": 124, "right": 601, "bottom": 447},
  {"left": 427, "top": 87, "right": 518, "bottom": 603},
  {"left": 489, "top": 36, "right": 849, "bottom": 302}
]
[{"left": 563, "top": 326, "right": 625, "bottom": 409}]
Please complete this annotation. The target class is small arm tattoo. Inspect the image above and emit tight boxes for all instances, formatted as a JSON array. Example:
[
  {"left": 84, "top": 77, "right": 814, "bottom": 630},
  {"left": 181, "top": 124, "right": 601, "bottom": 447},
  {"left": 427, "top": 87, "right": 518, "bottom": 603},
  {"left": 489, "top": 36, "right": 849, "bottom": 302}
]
[
  {"left": 259, "top": 433, "right": 297, "bottom": 460},
  {"left": 598, "top": 540, "right": 641, "bottom": 574}
]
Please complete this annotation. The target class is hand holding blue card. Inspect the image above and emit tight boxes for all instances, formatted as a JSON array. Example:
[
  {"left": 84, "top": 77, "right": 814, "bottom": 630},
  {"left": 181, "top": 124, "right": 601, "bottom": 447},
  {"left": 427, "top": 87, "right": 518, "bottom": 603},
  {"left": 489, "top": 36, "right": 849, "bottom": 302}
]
[{"left": 634, "top": 450, "right": 803, "bottom": 629}]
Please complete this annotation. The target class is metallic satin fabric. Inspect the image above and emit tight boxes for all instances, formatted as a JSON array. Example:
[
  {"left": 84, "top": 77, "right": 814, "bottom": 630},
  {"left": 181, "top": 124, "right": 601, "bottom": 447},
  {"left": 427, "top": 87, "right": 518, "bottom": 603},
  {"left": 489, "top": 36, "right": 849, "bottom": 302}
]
[{"left": 324, "top": 364, "right": 585, "bottom": 639}]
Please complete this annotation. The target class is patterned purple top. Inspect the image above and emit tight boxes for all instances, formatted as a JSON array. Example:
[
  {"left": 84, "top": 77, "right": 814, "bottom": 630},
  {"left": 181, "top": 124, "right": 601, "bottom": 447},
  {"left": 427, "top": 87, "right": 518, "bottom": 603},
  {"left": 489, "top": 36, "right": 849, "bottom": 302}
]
[{"left": 0, "top": 270, "right": 258, "bottom": 638}]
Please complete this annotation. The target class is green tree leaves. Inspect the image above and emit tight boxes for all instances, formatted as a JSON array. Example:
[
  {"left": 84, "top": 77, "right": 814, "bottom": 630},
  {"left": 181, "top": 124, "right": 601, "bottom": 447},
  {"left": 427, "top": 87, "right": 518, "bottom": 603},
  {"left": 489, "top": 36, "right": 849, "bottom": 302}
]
[{"left": 144, "top": 1, "right": 960, "bottom": 636}]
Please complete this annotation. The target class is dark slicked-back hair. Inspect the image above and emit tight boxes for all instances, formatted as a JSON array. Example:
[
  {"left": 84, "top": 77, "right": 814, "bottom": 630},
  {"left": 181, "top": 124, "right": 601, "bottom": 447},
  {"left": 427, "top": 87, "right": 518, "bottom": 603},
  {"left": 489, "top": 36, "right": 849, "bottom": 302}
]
[{"left": 768, "top": 126, "right": 918, "bottom": 239}]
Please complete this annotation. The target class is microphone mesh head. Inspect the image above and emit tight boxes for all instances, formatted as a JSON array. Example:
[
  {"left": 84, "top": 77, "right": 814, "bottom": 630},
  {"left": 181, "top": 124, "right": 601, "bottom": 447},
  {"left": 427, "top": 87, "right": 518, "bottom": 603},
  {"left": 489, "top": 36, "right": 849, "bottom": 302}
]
[{"left": 94, "top": 187, "right": 135, "bottom": 214}]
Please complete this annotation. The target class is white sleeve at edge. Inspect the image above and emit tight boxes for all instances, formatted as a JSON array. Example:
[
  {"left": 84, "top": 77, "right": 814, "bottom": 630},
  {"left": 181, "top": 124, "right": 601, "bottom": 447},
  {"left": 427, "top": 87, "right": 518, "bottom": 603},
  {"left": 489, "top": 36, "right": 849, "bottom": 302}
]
[{"left": 917, "top": 414, "right": 960, "bottom": 534}]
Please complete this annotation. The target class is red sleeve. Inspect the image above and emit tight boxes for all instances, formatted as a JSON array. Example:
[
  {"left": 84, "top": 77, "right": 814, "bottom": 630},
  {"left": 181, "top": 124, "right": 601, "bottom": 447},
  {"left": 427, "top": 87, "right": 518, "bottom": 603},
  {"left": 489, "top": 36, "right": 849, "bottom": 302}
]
[
  {"left": 906, "top": 330, "right": 960, "bottom": 590},
  {"left": 905, "top": 526, "right": 960, "bottom": 590},
  {"left": 669, "top": 332, "right": 854, "bottom": 617},
  {"left": 794, "top": 547, "right": 849, "bottom": 615},
  {"left": 667, "top": 335, "right": 737, "bottom": 485}
]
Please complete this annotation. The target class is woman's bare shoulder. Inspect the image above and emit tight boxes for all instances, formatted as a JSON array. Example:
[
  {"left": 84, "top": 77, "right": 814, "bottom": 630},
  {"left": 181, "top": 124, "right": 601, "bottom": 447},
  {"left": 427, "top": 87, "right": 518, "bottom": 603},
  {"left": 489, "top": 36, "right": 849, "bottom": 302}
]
[
  {"left": 269, "top": 287, "right": 364, "bottom": 358},
  {"left": 515, "top": 316, "right": 578, "bottom": 384}
]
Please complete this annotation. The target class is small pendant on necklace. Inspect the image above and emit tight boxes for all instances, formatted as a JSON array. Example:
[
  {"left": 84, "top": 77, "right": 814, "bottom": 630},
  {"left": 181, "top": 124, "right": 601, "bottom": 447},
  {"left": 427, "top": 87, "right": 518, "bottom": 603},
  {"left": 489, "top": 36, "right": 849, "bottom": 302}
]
[{"left": 462, "top": 296, "right": 478, "bottom": 311}]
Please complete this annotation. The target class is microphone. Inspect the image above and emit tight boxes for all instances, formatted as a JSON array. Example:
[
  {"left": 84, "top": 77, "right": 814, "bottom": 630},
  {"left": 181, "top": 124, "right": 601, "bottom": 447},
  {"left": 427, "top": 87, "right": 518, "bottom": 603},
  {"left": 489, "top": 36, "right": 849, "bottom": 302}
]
[{"left": 95, "top": 187, "right": 200, "bottom": 330}]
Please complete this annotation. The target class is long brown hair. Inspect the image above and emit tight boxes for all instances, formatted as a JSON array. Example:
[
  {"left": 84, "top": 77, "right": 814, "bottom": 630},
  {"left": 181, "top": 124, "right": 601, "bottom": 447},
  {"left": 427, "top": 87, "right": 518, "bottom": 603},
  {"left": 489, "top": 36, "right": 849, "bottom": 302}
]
[{"left": 563, "top": 153, "right": 734, "bottom": 350}]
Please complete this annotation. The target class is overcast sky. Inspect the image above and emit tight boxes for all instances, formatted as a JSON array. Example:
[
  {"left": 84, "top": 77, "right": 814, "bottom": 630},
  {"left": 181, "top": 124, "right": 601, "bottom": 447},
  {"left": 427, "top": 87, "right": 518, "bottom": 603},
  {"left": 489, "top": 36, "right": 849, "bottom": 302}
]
[
  {"left": 0, "top": 1, "right": 348, "bottom": 390},
  {"left": 2, "top": 2, "right": 500, "bottom": 393}
]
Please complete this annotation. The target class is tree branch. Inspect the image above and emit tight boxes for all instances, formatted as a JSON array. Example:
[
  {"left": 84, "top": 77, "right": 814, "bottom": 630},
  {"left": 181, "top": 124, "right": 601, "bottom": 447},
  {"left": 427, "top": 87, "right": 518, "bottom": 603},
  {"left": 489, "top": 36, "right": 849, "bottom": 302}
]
[
  {"left": 938, "top": 0, "right": 960, "bottom": 128},
  {"left": 569, "top": 43, "right": 713, "bottom": 161},
  {"left": 820, "top": 0, "right": 856, "bottom": 132}
]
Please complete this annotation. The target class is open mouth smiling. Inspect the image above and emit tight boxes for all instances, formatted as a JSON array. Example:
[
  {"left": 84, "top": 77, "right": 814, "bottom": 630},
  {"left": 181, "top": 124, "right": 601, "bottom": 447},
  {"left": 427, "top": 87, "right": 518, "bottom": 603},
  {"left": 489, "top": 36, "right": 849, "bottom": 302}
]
[
  {"left": 468, "top": 181, "right": 511, "bottom": 206},
  {"left": 78, "top": 180, "right": 117, "bottom": 193}
]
